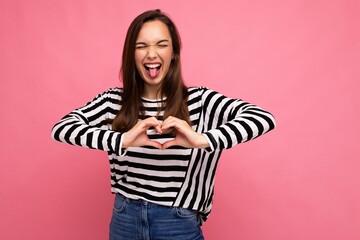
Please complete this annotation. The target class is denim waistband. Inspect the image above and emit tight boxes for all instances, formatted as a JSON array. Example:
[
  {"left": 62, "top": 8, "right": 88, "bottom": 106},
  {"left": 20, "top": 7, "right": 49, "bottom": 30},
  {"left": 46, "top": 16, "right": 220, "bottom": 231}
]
[{"left": 116, "top": 193, "right": 167, "bottom": 207}]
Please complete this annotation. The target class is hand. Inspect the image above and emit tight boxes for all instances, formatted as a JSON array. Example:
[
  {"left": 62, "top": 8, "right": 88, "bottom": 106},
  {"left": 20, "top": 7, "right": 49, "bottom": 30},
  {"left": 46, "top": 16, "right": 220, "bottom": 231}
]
[
  {"left": 161, "top": 116, "right": 210, "bottom": 149},
  {"left": 122, "top": 117, "right": 163, "bottom": 149}
]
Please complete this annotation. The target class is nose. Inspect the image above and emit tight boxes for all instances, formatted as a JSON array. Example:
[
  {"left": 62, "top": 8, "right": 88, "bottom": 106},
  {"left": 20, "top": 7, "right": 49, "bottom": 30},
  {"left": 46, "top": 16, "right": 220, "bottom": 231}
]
[{"left": 146, "top": 45, "right": 158, "bottom": 59}]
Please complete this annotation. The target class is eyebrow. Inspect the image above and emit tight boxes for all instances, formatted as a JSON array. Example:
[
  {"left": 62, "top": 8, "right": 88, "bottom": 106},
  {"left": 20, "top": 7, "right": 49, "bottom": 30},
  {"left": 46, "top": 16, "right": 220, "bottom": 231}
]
[{"left": 135, "top": 39, "right": 170, "bottom": 45}]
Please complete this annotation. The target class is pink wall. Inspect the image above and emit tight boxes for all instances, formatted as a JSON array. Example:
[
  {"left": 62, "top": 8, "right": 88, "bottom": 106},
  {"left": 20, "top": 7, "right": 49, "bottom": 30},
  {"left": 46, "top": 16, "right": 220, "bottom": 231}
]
[{"left": 1, "top": 0, "right": 359, "bottom": 239}]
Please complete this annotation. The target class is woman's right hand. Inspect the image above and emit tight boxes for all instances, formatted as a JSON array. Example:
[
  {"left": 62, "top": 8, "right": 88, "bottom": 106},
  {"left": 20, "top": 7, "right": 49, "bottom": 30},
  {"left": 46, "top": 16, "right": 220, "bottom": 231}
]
[{"left": 122, "top": 117, "right": 163, "bottom": 149}]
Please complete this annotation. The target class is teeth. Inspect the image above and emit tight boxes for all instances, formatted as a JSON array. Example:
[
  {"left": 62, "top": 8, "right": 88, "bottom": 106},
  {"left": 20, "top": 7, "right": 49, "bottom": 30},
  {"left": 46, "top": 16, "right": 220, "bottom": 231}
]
[{"left": 144, "top": 63, "right": 161, "bottom": 69}]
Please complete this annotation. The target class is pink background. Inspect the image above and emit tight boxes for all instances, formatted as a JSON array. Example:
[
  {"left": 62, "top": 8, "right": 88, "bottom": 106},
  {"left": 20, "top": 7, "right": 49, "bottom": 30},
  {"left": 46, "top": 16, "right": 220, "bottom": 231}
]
[{"left": 1, "top": 0, "right": 359, "bottom": 239}]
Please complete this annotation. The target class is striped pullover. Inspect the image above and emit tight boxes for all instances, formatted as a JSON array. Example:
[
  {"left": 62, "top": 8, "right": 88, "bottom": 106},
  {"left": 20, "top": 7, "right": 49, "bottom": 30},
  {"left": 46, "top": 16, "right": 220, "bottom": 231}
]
[{"left": 51, "top": 86, "right": 276, "bottom": 222}]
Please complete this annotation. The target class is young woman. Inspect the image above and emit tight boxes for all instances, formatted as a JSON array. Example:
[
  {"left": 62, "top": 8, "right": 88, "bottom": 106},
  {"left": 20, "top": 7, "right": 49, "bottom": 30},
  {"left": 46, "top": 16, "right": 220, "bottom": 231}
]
[{"left": 52, "top": 9, "right": 276, "bottom": 240}]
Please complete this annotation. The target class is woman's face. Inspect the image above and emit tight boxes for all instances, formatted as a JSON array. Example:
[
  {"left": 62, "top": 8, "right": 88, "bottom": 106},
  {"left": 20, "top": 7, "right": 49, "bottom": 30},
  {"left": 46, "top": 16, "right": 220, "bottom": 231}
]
[{"left": 135, "top": 20, "right": 174, "bottom": 98}]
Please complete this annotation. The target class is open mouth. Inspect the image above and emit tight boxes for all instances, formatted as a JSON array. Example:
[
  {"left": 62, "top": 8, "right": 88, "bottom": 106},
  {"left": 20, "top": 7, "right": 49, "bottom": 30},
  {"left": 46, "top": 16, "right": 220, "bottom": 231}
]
[{"left": 144, "top": 63, "right": 161, "bottom": 78}]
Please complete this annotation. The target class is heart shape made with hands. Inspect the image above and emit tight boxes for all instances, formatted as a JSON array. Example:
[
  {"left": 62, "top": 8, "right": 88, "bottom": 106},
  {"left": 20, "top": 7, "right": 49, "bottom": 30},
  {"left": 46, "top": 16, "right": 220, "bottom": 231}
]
[{"left": 122, "top": 117, "right": 208, "bottom": 150}]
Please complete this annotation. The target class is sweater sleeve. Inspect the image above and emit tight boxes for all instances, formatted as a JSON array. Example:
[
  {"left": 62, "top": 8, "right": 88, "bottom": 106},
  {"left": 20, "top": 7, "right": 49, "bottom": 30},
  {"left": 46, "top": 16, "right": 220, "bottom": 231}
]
[
  {"left": 200, "top": 87, "right": 276, "bottom": 151},
  {"left": 51, "top": 88, "right": 124, "bottom": 155}
]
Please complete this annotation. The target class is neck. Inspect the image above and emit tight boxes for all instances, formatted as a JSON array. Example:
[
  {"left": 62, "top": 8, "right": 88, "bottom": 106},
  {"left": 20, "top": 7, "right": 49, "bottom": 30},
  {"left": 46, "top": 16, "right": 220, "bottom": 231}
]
[{"left": 143, "top": 85, "right": 163, "bottom": 100}]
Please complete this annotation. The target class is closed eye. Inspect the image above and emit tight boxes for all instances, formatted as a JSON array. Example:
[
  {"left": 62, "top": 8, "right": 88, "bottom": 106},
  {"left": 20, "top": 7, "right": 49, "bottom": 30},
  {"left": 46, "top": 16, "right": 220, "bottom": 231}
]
[
  {"left": 135, "top": 40, "right": 170, "bottom": 50},
  {"left": 157, "top": 44, "right": 168, "bottom": 48},
  {"left": 136, "top": 45, "right": 147, "bottom": 50}
]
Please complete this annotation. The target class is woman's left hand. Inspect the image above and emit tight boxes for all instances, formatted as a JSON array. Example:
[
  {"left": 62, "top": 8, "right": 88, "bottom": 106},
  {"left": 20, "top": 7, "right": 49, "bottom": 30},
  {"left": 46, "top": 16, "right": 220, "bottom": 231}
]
[{"left": 161, "top": 116, "right": 210, "bottom": 149}]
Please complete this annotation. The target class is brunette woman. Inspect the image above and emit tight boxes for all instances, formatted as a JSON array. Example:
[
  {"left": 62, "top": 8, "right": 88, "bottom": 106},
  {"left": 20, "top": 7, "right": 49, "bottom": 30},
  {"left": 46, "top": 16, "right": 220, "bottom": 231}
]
[{"left": 52, "top": 9, "right": 276, "bottom": 240}]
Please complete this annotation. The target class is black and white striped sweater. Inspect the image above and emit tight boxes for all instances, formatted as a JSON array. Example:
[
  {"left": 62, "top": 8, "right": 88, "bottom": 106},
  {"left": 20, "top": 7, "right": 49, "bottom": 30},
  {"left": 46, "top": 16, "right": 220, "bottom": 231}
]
[{"left": 51, "top": 86, "right": 275, "bottom": 222}]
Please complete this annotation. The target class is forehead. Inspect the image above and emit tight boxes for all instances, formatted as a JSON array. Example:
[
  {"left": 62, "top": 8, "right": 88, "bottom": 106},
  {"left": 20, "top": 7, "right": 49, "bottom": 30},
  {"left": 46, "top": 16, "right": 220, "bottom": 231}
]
[{"left": 136, "top": 20, "right": 172, "bottom": 43}]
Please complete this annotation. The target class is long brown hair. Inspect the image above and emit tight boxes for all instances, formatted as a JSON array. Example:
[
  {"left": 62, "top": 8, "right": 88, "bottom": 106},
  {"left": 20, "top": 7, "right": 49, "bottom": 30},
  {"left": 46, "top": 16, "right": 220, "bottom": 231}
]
[{"left": 112, "top": 9, "right": 190, "bottom": 132}]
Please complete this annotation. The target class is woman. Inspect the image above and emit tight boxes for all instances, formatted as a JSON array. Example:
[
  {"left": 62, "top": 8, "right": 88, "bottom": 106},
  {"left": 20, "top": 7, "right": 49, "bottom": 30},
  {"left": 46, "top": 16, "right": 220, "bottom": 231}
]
[{"left": 52, "top": 9, "right": 276, "bottom": 240}]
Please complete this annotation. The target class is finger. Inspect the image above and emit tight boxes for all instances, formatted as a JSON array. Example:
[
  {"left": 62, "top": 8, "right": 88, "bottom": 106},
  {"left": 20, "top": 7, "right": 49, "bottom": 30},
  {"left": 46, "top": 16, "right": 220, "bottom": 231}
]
[
  {"left": 161, "top": 116, "right": 177, "bottom": 127},
  {"left": 142, "top": 118, "right": 160, "bottom": 128},
  {"left": 141, "top": 118, "right": 162, "bottom": 132},
  {"left": 146, "top": 119, "right": 163, "bottom": 134},
  {"left": 161, "top": 118, "right": 180, "bottom": 132},
  {"left": 162, "top": 120, "right": 189, "bottom": 134},
  {"left": 162, "top": 116, "right": 175, "bottom": 123},
  {"left": 154, "top": 125, "right": 163, "bottom": 134}
]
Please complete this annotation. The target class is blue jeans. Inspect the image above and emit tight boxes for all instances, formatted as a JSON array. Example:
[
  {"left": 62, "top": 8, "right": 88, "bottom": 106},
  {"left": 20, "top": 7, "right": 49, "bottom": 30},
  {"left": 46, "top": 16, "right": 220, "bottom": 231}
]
[{"left": 109, "top": 194, "right": 204, "bottom": 240}]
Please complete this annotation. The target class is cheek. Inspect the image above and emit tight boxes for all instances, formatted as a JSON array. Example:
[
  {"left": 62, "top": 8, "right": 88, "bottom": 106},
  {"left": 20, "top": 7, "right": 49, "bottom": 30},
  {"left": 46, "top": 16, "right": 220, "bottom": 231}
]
[
  {"left": 162, "top": 50, "right": 174, "bottom": 66},
  {"left": 134, "top": 52, "right": 143, "bottom": 70}
]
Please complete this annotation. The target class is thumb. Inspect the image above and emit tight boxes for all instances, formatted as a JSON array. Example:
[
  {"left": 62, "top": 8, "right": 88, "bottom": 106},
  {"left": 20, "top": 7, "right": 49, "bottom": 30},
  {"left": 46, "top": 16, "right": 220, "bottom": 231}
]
[
  {"left": 162, "top": 139, "right": 177, "bottom": 150},
  {"left": 144, "top": 139, "right": 163, "bottom": 149}
]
